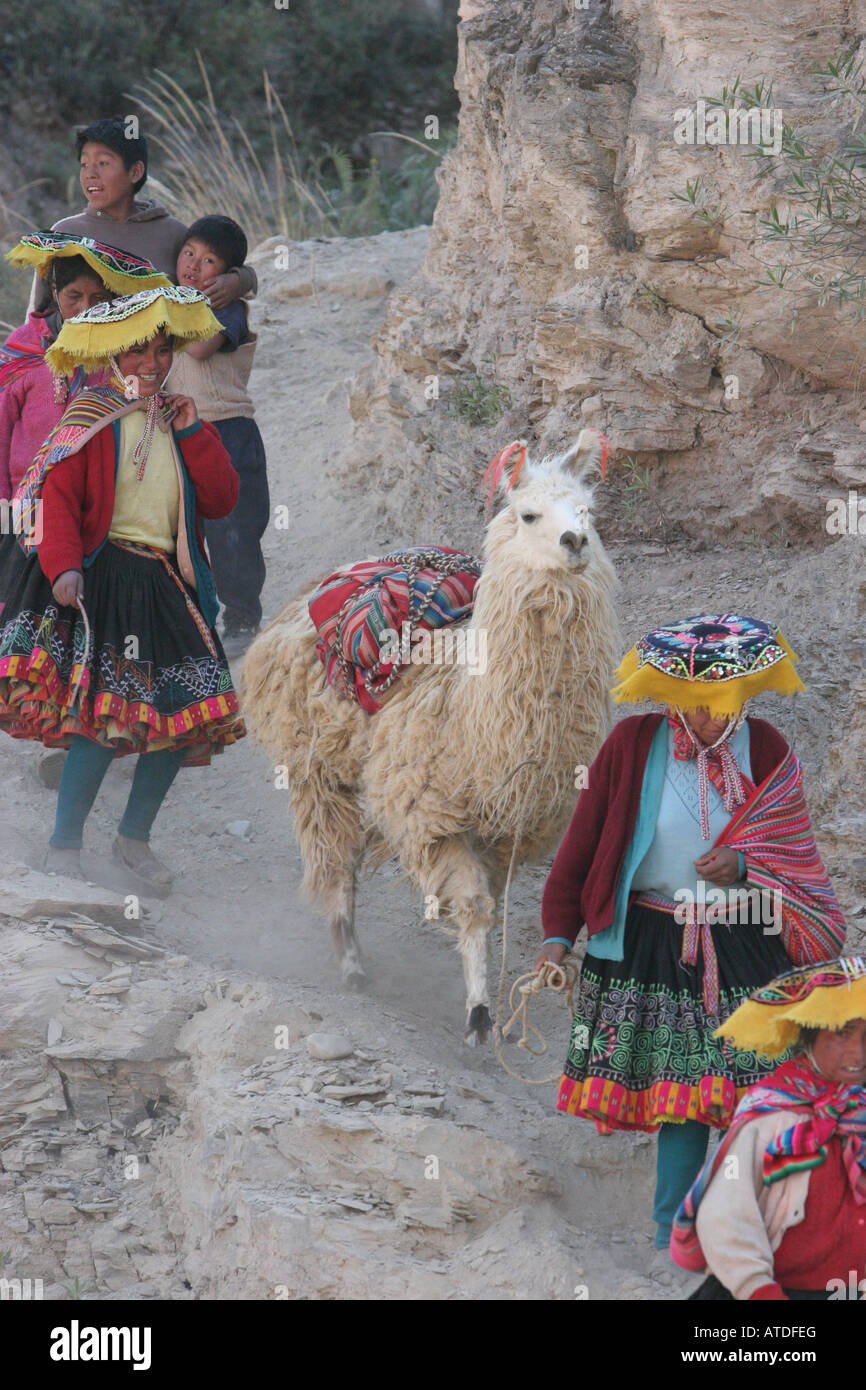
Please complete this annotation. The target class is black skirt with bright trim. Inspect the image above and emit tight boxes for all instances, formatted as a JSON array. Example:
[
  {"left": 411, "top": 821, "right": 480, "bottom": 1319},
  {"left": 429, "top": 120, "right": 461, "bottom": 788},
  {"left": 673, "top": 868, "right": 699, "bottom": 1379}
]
[{"left": 0, "top": 534, "right": 244, "bottom": 765}]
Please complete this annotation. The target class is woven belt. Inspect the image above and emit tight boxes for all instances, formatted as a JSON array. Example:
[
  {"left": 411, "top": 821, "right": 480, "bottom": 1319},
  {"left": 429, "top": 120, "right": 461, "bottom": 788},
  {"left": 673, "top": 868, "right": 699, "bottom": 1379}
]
[{"left": 634, "top": 891, "right": 726, "bottom": 1017}]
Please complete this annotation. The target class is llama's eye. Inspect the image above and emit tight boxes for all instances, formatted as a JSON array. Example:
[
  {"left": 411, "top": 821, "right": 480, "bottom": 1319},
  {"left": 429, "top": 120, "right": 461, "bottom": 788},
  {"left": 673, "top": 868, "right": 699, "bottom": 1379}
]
[{"left": 520, "top": 512, "right": 539, "bottom": 523}]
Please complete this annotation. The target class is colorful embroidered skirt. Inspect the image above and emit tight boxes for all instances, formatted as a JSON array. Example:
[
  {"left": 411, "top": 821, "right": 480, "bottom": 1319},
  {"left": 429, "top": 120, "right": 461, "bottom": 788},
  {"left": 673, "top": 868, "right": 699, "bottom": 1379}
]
[
  {"left": 0, "top": 534, "right": 244, "bottom": 765},
  {"left": 557, "top": 901, "right": 792, "bottom": 1134}
]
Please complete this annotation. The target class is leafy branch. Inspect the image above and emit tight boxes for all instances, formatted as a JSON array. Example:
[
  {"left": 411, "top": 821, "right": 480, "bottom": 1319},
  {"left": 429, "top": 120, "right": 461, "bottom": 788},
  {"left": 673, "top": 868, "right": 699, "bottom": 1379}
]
[{"left": 674, "top": 51, "right": 866, "bottom": 330}]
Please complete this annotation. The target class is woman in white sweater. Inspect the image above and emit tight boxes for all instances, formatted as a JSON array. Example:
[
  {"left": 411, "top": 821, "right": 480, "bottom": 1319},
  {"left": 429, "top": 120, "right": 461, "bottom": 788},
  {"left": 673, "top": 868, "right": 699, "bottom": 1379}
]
[{"left": 670, "top": 957, "right": 866, "bottom": 1300}]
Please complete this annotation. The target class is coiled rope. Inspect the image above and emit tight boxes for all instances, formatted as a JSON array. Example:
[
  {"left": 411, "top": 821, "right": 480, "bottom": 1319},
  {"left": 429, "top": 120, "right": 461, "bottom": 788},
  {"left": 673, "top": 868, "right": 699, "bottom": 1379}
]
[{"left": 492, "top": 788, "right": 579, "bottom": 1084}]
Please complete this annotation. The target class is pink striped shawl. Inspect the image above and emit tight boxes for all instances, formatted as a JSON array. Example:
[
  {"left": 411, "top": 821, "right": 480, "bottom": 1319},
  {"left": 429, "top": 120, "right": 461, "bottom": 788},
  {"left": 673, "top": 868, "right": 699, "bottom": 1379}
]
[{"left": 715, "top": 749, "right": 845, "bottom": 966}]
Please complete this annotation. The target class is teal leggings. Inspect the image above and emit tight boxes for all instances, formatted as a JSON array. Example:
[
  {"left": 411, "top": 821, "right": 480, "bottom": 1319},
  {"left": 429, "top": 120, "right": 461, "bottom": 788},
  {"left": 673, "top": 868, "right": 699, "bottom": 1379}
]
[
  {"left": 653, "top": 1120, "right": 710, "bottom": 1249},
  {"left": 50, "top": 735, "right": 186, "bottom": 850}
]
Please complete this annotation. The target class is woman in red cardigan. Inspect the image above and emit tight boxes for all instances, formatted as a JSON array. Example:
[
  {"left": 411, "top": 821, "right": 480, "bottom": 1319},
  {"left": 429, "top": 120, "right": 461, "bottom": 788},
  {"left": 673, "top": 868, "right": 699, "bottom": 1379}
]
[
  {"left": 534, "top": 616, "right": 845, "bottom": 1254},
  {"left": 0, "top": 286, "right": 245, "bottom": 892},
  {"left": 0, "top": 232, "right": 172, "bottom": 791}
]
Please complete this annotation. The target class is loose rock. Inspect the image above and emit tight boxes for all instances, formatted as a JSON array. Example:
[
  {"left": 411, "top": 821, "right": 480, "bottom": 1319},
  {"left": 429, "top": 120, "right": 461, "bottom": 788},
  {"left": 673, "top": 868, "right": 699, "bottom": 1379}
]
[{"left": 306, "top": 1032, "right": 354, "bottom": 1061}]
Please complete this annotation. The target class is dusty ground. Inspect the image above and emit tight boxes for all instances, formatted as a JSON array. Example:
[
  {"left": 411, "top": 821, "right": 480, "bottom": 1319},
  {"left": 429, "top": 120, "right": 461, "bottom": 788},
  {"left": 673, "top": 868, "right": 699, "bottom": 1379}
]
[{"left": 0, "top": 229, "right": 861, "bottom": 1301}]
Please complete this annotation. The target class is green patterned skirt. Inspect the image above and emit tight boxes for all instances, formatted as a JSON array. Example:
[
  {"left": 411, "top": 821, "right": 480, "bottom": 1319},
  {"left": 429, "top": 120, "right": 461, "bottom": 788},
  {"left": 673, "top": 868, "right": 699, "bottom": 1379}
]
[{"left": 557, "top": 900, "right": 792, "bottom": 1133}]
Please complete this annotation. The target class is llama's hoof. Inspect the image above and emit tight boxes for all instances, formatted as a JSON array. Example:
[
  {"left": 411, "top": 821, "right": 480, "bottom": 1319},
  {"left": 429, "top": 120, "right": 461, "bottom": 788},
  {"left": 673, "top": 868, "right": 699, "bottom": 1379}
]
[
  {"left": 343, "top": 969, "right": 368, "bottom": 993},
  {"left": 464, "top": 1004, "right": 491, "bottom": 1047}
]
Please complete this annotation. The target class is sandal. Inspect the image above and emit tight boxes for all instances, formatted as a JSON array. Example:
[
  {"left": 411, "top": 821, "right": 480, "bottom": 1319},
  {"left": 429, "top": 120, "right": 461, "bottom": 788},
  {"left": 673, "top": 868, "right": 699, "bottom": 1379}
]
[
  {"left": 113, "top": 835, "right": 174, "bottom": 893},
  {"left": 43, "top": 846, "right": 84, "bottom": 880}
]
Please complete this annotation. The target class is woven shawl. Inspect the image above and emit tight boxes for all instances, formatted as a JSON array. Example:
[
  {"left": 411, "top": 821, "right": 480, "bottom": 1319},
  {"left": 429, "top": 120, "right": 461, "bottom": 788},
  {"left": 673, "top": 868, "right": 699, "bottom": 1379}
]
[
  {"left": 715, "top": 748, "right": 846, "bottom": 967},
  {"left": 0, "top": 318, "right": 85, "bottom": 396},
  {"left": 13, "top": 385, "right": 174, "bottom": 553}
]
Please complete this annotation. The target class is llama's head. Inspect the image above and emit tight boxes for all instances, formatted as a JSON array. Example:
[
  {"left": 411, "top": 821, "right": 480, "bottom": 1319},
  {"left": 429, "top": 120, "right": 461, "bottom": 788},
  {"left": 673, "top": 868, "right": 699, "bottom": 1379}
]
[{"left": 484, "top": 431, "right": 608, "bottom": 578}]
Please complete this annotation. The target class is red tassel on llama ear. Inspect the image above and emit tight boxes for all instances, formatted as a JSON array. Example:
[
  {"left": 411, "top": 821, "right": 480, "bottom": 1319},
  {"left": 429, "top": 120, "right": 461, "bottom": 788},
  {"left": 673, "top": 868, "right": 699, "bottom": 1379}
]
[{"left": 483, "top": 439, "right": 528, "bottom": 507}]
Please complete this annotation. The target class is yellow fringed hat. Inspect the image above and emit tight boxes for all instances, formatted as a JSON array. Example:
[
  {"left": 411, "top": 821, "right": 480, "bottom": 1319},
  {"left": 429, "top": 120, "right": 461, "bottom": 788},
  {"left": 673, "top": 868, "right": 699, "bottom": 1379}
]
[
  {"left": 715, "top": 957, "right": 866, "bottom": 1059},
  {"left": 6, "top": 231, "right": 171, "bottom": 296},
  {"left": 45, "top": 285, "right": 222, "bottom": 376},
  {"left": 612, "top": 613, "right": 805, "bottom": 718}
]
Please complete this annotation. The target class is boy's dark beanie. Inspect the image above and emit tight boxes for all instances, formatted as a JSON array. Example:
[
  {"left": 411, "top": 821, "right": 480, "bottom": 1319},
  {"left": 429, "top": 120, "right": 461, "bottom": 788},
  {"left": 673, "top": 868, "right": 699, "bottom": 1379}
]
[
  {"left": 186, "top": 216, "right": 248, "bottom": 271},
  {"left": 76, "top": 117, "right": 148, "bottom": 194}
]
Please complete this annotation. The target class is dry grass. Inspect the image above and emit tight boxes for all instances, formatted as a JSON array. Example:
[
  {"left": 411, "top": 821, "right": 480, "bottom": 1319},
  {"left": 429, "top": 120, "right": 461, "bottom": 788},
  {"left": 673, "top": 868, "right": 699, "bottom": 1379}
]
[{"left": 127, "top": 53, "right": 450, "bottom": 246}]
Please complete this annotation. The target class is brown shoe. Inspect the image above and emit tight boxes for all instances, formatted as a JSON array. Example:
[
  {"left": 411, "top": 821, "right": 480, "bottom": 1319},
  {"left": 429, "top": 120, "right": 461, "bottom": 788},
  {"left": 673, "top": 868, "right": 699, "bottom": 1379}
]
[{"left": 113, "top": 835, "right": 173, "bottom": 894}]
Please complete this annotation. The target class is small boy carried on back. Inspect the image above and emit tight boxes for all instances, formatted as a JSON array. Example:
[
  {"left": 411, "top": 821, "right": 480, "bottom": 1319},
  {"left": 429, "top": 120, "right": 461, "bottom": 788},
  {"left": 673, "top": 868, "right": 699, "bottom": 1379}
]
[{"left": 171, "top": 216, "right": 269, "bottom": 656}]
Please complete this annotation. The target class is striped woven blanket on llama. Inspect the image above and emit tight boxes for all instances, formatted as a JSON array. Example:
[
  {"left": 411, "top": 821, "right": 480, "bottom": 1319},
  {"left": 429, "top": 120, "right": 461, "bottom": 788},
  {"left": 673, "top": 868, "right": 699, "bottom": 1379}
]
[{"left": 308, "top": 547, "right": 481, "bottom": 713}]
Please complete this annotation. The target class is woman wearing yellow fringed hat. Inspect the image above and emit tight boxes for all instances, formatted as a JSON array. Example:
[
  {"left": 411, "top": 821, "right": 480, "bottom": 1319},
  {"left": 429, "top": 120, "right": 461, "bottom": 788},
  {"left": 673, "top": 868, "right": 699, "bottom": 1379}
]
[
  {"left": 0, "top": 285, "right": 244, "bottom": 893},
  {"left": 533, "top": 614, "right": 845, "bottom": 1254},
  {"left": 0, "top": 232, "right": 172, "bottom": 790},
  {"left": 671, "top": 956, "right": 866, "bottom": 1300}
]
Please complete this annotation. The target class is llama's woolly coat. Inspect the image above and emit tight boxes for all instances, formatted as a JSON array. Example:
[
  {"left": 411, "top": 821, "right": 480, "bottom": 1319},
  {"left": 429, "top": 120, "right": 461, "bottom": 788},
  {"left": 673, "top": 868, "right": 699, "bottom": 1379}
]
[
  {"left": 242, "top": 530, "right": 620, "bottom": 899},
  {"left": 240, "top": 431, "right": 622, "bottom": 1025}
]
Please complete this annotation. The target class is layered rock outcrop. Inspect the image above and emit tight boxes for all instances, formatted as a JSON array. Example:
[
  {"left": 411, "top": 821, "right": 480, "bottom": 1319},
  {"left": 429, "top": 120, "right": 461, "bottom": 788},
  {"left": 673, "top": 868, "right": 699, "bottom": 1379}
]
[{"left": 347, "top": 0, "right": 866, "bottom": 534}]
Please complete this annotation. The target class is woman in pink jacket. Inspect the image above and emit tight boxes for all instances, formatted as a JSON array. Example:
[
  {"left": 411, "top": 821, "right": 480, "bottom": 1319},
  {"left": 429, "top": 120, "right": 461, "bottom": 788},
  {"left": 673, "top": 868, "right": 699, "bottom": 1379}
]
[{"left": 0, "top": 231, "right": 169, "bottom": 499}]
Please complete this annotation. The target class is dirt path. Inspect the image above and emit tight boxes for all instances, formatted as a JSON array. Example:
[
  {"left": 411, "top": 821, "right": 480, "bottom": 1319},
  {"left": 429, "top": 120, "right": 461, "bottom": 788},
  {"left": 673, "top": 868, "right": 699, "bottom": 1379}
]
[{"left": 1, "top": 228, "right": 858, "bottom": 1300}]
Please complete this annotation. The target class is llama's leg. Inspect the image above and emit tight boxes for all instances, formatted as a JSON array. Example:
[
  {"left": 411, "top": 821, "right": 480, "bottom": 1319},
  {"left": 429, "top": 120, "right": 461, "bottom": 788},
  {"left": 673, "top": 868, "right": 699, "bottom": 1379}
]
[
  {"left": 458, "top": 913, "right": 494, "bottom": 1047},
  {"left": 290, "top": 771, "right": 366, "bottom": 989},
  {"left": 420, "top": 836, "right": 496, "bottom": 1045},
  {"left": 325, "top": 866, "right": 365, "bottom": 991}
]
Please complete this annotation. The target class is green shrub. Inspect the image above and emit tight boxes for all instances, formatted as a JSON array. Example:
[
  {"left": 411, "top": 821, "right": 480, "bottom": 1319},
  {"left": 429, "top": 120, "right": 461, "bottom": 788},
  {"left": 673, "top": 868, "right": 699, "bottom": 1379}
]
[
  {"left": 675, "top": 54, "right": 866, "bottom": 332},
  {"left": 448, "top": 356, "right": 513, "bottom": 427}
]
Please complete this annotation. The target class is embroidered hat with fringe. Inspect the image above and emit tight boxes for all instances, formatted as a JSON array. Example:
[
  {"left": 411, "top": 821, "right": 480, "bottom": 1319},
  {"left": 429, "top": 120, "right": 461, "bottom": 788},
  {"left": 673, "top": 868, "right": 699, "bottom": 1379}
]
[
  {"left": 612, "top": 613, "right": 804, "bottom": 718},
  {"left": 6, "top": 231, "right": 171, "bottom": 296},
  {"left": 45, "top": 285, "right": 221, "bottom": 376},
  {"left": 715, "top": 957, "right": 866, "bottom": 1059}
]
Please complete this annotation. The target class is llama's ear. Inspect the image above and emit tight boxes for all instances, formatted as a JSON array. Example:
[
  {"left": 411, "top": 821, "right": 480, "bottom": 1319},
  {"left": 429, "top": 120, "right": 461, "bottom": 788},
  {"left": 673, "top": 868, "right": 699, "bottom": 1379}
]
[
  {"left": 483, "top": 439, "right": 530, "bottom": 506},
  {"left": 560, "top": 429, "right": 609, "bottom": 481}
]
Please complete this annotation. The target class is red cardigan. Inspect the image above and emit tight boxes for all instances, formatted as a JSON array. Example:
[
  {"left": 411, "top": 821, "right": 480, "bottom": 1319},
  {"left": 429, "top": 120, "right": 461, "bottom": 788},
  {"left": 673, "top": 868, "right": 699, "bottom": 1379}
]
[
  {"left": 541, "top": 713, "right": 790, "bottom": 946},
  {"left": 36, "top": 418, "right": 238, "bottom": 584}
]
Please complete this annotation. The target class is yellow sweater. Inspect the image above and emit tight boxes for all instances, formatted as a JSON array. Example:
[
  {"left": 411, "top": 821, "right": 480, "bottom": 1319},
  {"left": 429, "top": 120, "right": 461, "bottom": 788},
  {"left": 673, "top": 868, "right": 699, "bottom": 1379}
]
[{"left": 109, "top": 414, "right": 180, "bottom": 553}]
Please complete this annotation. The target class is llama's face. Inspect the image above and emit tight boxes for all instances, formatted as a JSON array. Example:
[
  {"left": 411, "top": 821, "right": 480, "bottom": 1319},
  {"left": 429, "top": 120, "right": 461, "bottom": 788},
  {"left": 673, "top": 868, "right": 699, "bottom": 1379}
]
[{"left": 502, "top": 467, "right": 598, "bottom": 574}]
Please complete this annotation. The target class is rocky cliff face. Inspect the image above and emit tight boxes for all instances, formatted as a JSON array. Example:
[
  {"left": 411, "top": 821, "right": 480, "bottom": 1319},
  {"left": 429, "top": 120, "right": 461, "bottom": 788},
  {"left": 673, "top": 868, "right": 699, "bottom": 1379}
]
[
  {"left": 350, "top": 0, "right": 866, "bottom": 529},
  {"left": 344, "top": 0, "right": 866, "bottom": 906}
]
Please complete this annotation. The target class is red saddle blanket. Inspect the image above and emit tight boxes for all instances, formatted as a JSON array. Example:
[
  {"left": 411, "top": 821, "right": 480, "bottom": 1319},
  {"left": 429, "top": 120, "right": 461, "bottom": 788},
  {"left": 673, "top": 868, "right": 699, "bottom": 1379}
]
[{"left": 308, "top": 546, "right": 482, "bottom": 712}]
